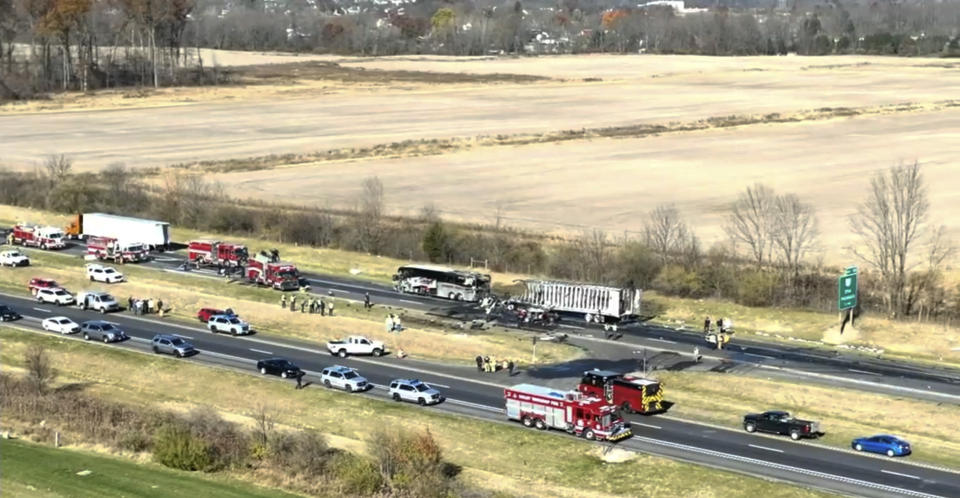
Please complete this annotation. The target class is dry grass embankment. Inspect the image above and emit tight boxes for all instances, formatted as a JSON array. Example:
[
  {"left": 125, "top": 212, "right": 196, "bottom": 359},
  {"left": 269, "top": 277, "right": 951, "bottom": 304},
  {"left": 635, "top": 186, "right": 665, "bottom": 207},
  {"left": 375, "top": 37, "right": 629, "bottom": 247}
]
[
  {"left": 170, "top": 99, "right": 960, "bottom": 174},
  {"left": 0, "top": 249, "right": 579, "bottom": 366},
  {"left": 0, "top": 327, "right": 833, "bottom": 498},
  {"left": 656, "top": 370, "right": 960, "bottom": 469},
  {"left": 648, "top": 292, "right": 960, "bottom": 366}
]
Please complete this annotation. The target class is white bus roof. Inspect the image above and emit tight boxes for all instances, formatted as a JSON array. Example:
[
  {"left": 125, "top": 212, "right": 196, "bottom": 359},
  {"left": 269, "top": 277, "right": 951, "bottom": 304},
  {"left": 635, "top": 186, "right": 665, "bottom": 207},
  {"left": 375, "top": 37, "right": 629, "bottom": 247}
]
[
  {"left": 400, "top": 264, "right": 485, "bottom": 275},
  {"left": 86, "top": 213, "right": 169, "bottom": 226}
]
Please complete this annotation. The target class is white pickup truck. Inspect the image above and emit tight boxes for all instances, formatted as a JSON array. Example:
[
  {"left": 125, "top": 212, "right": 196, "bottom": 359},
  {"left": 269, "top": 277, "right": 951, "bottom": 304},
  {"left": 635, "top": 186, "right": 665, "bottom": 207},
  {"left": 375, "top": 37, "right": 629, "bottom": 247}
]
[{"left": 325, "top": 336, "right": 386, "bottom": 358}]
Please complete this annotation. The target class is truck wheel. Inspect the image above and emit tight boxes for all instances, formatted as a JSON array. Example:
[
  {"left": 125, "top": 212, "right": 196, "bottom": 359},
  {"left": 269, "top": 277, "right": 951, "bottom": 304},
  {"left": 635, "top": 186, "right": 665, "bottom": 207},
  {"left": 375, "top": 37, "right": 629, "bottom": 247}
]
[
  {"left": 522, "top": 417, "right": 533, "bottom": 428},
  {"left": 260, "top": 367, "right": 267, "bottom": 375},
  {"left": 455, "top": 293, "right": 463, "bottom": 301},
  {"left": 231, "top": 329, "right": 238, "bottom": 336},
  {"left": 323, "top": 379, "right": 331, "bottom": 388},
  {"left": 83, "top": 333, "right": 90, "bottom": 340},
  {"left": 100, "top": 307, "right": 106, "bottom": 314},
  {"left": 152, "top": 346, "right": 159, "bottom": 354},
  {"left": 745, "top": 423, "right": 756, "bottom": 433},
  {"left": 418, "top": 398, "right": 426, "bottom": 406},
  {"left": 621, "top": 402, "right": 633, "bottom": 414},
  {"left": 210, "top": 326, "right": 217, "bottom": 334},
  {"left": 790, "top": 430, "right": 801, "bottom": 441},
  {"left": 584, "top": 429, "right": 596, "bottom": 440},
  {"left": 392, "top": 393, "right": 401, "bottom": 402},
  {"left": 345, "top": 385, "right": 353, "bottom": 393},
  {"left": 534, "top": 419, "right": 547, "bottom": 431},
  {"left": 448, "top": 292, "right": 455, "bottom": 300},
  {"left": 372, "top": 348, "right": 382, "bottom": 357},
  {"left": 338, "top": 349, "right": 348, "bottom": 358}
]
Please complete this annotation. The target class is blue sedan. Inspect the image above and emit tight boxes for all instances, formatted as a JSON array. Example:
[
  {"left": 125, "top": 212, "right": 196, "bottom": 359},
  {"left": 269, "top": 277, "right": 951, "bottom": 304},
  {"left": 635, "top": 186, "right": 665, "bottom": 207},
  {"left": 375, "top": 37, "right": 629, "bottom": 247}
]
[{"left": 852, "top": 435, "right": 911, "bottom": 457}]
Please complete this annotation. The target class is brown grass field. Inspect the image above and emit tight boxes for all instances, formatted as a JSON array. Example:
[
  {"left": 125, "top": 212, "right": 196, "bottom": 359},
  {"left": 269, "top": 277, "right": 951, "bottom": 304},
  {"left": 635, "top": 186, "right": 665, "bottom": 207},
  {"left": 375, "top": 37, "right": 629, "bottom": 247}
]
[{"left": 2, "top": 53, "right": 958, "bottom": 268}]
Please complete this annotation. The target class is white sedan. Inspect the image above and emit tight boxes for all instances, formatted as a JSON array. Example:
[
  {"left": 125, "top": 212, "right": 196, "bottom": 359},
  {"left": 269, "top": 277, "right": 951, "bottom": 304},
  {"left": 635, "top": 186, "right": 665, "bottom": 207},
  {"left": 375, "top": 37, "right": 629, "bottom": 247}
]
[{"left": 42, "top": 316, "right": 80, "bottom": 334}]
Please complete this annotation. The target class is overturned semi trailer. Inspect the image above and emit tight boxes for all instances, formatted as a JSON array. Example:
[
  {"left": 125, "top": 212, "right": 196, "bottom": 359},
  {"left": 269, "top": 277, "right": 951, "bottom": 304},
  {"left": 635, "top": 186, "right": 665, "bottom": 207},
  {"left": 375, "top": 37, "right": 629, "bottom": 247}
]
[{"left": 509, "top": 280, "right": 642, "bottom": 330}]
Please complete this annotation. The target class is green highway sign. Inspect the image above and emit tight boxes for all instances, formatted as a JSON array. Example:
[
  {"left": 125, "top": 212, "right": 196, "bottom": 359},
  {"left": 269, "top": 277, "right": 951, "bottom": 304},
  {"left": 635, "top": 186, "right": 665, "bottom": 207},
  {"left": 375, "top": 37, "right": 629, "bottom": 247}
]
[{"left": 838, "top": 266, "right": 858, "bottom": 311}]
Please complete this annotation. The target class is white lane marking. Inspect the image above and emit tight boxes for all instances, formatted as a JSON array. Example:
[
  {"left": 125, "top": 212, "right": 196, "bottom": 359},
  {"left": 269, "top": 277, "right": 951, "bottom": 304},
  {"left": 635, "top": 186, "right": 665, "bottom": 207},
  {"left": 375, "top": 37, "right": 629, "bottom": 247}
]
[
  {"left": 848, "top": 368, "right": 882, "bottom": 376},
  {"left": 649, "top": 338, "right": 677, "bottom": 344},
  {"left": 748, "top": 444, "right": 785, "bottom": 453},
  {"left": 249, "top": 348, "right": 273, "bottom": 355},
  {"left": 174, "top": 334, "right": 194, "bottom": 340},
  {"left": 398, "top": 299, "right": 424, "bottom": 305},
  {"left": 630, "top": 436, "right": 943, "bottom": 498},
  {"left": 426, "top": 382, "right": 451, "bottom": 389},
  {"left": 633, "top": 422, "right": 662, "bottom": 429},
  {"left": 33, "top": 307, "right": 52, "bottom": 313},
  {"left": 881, "top": 469, "right": 922, "bottom": 480},
  {"left": 757, "top": 364, "right": 960, "bottom": 402},
  {"left": 743, "top": 352, "right": 769, "bottom": 359}
]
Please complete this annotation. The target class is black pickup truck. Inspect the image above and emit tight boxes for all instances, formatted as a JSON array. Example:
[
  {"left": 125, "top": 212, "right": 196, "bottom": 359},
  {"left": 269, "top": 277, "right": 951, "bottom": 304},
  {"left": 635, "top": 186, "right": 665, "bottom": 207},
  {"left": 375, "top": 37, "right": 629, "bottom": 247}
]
[{"left": 743, "top": 411, "right": 823, "bottom": 440}]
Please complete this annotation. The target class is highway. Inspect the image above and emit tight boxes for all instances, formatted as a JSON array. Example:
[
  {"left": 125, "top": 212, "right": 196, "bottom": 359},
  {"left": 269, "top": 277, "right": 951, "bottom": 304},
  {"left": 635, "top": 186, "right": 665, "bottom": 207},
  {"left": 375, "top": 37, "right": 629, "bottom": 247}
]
[
  {"left": 37, "top": 241, "right": 960, "bottom": 405},
  {"left": 1, "top": 292, "right": 958, "bottom": 497}
]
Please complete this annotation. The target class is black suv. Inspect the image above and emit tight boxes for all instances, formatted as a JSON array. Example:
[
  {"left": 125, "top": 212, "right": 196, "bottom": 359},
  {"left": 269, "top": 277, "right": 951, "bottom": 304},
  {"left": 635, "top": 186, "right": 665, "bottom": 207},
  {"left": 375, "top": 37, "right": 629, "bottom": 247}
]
[
  {"left": 256, "top": 358, "right": 302, "bottom": 378},
  {"left": 0, "top": 304, "right": 22, "bottom": 322}
]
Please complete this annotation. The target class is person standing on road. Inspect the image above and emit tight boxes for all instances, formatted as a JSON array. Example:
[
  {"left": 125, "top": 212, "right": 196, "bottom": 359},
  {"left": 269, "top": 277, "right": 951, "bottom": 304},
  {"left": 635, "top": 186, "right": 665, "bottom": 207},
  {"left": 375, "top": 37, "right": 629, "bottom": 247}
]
[
  {"left": 290, "top": 295, "right": 297, "bottom": 312},
  {"left": 156, "top": 299, "right": 164, "bottom": 315},
  {"left": 319, "top": 299, "right": 326, "bottom": 316},
  {"left": 128, "top": 296, "right": 134, "bottom": 312},
  {"left": 693, "top": 346, "right": 701, "bottom": 363},
  {"left": 295, "top": 371, "right": 304, "bottom": 390},
  {"left": 704, "top": 316, "right": 711, "bottom": 334},
  {"left": 280, "top": 295, "right": 287, "bottom": 309},
  {"left": 475, "top": 355, "right": 484, "bottom": 372},
  {"left": 508, "top": 359, "right": 515, "bottom": 376},
  {"left": 364, "top": 292, "right": 371, "bottom": 310}
]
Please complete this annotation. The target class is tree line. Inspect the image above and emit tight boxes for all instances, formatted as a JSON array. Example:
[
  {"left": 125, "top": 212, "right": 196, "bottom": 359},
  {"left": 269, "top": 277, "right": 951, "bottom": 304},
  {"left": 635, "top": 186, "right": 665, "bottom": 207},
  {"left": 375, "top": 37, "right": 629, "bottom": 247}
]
[
  {"left": 0, "top": 156, "right": 956, "bottom": 321},
  {"left": 3, "top": 0, "right": 960, "bottom": 98}
]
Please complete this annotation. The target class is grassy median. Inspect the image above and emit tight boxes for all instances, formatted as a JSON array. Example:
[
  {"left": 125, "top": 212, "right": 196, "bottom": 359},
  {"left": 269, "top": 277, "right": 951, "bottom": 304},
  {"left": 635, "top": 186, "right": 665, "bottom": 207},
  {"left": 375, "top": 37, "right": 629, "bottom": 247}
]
[
  {"left": 0, "top": 438, "right": 298, "bottom": 498},
  {"left": 0, "top": 327, "right": 832, "bottom": 498},
  {"left": 0, "top": 249, "right": 580, "bottom": 367},
  {"left": 656, "top": 370, "right": 960, "bottom": 469}
]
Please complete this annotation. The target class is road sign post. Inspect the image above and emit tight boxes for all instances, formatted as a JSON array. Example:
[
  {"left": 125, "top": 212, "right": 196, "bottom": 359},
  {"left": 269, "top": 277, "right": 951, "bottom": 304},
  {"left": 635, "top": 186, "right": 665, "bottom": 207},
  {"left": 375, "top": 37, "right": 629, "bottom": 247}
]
[{"left": 838, "top": 266, "right": 858, "bottom": 333}]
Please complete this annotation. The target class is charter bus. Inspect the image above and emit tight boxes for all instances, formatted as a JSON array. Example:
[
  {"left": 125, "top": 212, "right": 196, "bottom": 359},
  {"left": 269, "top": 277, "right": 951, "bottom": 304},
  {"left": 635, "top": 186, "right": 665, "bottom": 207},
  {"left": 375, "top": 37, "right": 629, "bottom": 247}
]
[{"left": 392, "top": 264, "right": 491, "bottom": 302}]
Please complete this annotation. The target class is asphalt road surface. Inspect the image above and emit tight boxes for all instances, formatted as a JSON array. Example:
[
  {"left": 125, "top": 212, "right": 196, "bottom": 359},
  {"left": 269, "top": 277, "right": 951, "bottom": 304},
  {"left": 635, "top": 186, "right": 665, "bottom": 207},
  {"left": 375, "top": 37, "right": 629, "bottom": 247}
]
[
  {"left": 2, "top": 293, "right": 958, "bottom": 498},
  {"left": 36, "top": 240, "right": 960, "bottom": 405}
]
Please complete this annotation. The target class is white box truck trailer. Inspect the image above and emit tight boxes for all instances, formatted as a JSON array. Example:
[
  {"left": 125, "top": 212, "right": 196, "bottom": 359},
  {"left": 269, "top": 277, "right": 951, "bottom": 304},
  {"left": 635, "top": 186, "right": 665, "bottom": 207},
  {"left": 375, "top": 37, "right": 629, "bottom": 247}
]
[{"left": 69, "top": 213, "right": 171, "bottom": 249}]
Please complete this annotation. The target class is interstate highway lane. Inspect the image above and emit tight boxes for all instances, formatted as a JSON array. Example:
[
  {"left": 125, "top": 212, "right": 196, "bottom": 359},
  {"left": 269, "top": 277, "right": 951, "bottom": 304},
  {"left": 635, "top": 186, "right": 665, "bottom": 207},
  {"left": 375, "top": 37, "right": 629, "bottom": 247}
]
[{"left": 2, "top": 294, "right": 959, "bottom": 498}]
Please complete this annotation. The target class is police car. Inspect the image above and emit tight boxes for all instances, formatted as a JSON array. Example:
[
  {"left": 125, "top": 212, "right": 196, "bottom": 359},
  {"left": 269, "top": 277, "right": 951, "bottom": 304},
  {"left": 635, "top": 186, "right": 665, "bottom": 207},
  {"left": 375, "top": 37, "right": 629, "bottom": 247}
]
[
  {"left": 319, "top": 365, "right": 370, "bottom": 393},
  {"left": 389, "top": 379, "right": 444, "bottom": 406}
]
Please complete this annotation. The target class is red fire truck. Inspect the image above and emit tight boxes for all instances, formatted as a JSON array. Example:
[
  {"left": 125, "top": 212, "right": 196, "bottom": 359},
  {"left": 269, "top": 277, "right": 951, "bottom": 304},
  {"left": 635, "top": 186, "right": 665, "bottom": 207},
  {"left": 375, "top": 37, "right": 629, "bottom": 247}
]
[
  {"left": 246, "top": 252, "right": 300, "bottom": 291},
  {"left": 85, "top": 235, "right": 149, "bottom": 263},
  {"left": 504, "top": 383, "right": 632, "bottom": 442},
  {"left": 578, "top": 369, "right": 665, "bottom": 414},
  {"left": 187, "top": 240, "right": 249, "bottom": 267},
  {"left": 9, "top": 224, "right": 66, "bottom": 249}
]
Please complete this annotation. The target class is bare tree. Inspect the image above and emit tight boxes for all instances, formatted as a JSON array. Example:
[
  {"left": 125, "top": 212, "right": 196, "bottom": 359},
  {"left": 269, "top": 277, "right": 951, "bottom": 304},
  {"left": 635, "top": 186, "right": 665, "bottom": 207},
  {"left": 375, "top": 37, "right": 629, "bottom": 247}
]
[
  {"left": 43, "top": 154, "right": 73, "bottom": 187},
  {"left": 577, "top": 229, "right": 608, "bottom": 282},
  {"left": 356, "top": 176, "right": 384, "bottom": 253},
  {"left": 644, "top": 203, "right": 690, "bottom": 262},
  {"left": 24, "top": 344, "right": 56, "bottom": 394},
  {"left": 771, "top": 194, "right": 819, "bottom": 274},
  {"left": 251, "top": 403, "right": 276, "bottom": 450},
  {"left": 727, "top": 183, "right": 776, "bottom": 266},
  {"left": 850, "top": 162, "right": 929, "bottom": 316}
]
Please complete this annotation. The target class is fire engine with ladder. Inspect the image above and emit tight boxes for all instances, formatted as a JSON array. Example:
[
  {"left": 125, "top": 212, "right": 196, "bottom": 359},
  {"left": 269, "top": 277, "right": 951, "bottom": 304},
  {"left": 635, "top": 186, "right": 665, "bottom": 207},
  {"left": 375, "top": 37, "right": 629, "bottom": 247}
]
[
  {"left": 245, "top": 252, "right": 300, "bottom": 291},
  {"left": 187, "top": 240, "right": 249, "bottom": 267},
  {"left": 504, "top": 383, "right": 632, "bottom": 442},
  {"left": 578, "top": 369, "right": 665, "bottom": 414},
  {"left": 85, "top": 235, "right": 148, "bottom": 263}
]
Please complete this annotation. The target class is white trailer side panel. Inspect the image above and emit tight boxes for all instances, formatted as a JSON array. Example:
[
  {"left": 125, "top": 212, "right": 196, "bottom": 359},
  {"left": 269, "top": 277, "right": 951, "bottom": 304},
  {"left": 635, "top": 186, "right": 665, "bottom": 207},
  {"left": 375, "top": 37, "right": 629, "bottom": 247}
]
[
  {"left": 82, "top": 213, "right": 171, "bottom": 247},
  {"left": 519, "top": 280, "right": 639, "bottom": 317}
]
